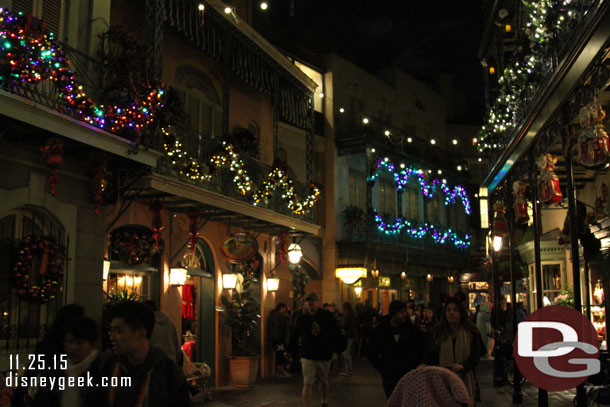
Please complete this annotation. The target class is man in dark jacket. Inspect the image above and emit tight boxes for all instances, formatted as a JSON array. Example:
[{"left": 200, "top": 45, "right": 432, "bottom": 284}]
[
  {"left": 367, "top": 300, "right": 425, "bottom": 398},
  {"left": 101, "top": 301, "right": 189, "bottom": 407},
  {"left": 288, "top": 292, "right": 343, "bottom": 407}
]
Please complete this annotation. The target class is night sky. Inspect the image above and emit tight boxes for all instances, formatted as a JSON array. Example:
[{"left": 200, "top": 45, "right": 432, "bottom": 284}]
[{"left": 252, "top": 0, "right": 485, "bottom": 123}]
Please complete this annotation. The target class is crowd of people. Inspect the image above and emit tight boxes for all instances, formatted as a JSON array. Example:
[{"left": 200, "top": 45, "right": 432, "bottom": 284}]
[
  {"left": 279, "top": 291, "right": 525, "bottom": 407},
  {"left": 0, "top": 292, "right": 524, "bottom": 407}
]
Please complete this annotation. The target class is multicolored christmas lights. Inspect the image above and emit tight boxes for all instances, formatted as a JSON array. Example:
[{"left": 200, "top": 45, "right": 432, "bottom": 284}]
[
  {"left": 0, "top": 9, "right": 166, "bottom": 137},
  {"left": 373, "top": 211, "right": 471, "bottom": 249},
  {"left": 368, "top": 157, "right": 471, "bottom": 215}
]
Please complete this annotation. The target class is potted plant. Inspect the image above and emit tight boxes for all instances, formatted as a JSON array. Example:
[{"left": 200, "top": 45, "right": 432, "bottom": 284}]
[{"left": 220, "top": 277, "right": 260, "bottom": 387}]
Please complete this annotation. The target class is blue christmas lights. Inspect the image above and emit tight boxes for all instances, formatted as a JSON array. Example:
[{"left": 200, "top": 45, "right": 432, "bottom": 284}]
[
  {"left": 373, "top": 212, "right": 471, "bottom": 249},
  {"left": 368, "top": 157, "right": 471, "bottom": 215}
]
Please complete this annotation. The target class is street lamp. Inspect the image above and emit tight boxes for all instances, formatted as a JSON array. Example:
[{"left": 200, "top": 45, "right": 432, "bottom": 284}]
[
  {"left": 288, "top": 242, "right": 303, "bottom": 264},
  {"left": 491, "top": 202, "right": 508, "bottom": 387}
]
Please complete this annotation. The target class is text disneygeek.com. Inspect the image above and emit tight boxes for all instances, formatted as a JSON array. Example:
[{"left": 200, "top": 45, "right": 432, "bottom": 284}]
[{"left": 4, "top": 372, "right": 132, "bottom": 391}]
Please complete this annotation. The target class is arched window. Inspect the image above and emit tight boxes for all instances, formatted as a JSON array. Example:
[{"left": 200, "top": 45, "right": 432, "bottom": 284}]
[
  {"left": 175, "top": 65, "right": 223, "bottom": 139},
  {"left": 0, "top": 206, "right": 67, "bottom": 349}
]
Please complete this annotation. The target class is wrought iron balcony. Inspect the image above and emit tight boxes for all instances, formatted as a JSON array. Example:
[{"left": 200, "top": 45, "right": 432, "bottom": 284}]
[
  {"left": 0, "top": 42, "right": 316, "bottom": 223},
  {"left": 338, "top": 212, "right": 470, "bottom": 255}
]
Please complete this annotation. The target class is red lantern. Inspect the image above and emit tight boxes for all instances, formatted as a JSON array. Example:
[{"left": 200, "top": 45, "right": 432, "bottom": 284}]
[
  {"left": 41, "top": 138, "right": 63, "bottom": 196},
  {"left": 537, "top": 154, "right": 562, "bottom": 205},
  {"left": 512, "top": 180, "right": 529, "bottom": 225},
  {"left": 492, "top": 202, "right": 509, "bottom": 237}
]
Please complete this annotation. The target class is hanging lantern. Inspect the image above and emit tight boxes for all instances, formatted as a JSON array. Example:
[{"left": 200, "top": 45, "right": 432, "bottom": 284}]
[
  {"left": 187, "top": 207, "right": 200, "bottom": 252},
  {"left": 149, "top": 200, "right": 164, "bottom": 249},
  {"left": 40, "top": 138, "right": 64, "bottom": 196},
  {"left": 537, "top": 154, "right": 562, "bottom": 205},
  {"left": 512, "top": 180, "right": 529, "bottom": 225},
  {"left": 576, "top": 104, "right": 610, "bottom": 170},
  {"left": 90, "top": 158, "right": 107, "bottom": 215}
]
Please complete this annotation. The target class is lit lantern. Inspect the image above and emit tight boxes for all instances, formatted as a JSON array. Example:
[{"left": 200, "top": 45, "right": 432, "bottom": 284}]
[
  {"left": 335, "top": 266, "right": 367, "bottom": 284},
  {"left": 266, "top": 277, "right": 280, "bottom": 292},
  {"left": 426, "top": 274, "right": 433, "bottom": 282},
  {"left": 170, "top": 266, "right": 188, "bottom": 286},
  {"left": 222, "top": 273, "right": 238, "bottom": 289},
  {"left": 288, "top": 243, "right": 303, "bottom": 264}
]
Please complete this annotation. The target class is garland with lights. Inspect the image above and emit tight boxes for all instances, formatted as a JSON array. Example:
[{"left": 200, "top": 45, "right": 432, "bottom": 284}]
[
  {"left": 368, "top": 157, "right": 471, "bottom": 215},
  {"left": 163, "top": 135, "right": 321, "bottom": 215},
  {"left": 0, "top": 9, "right": 166, "bottom": 139},
  {"left": 13, "top": 236, "right": 63, "bottom": 304},
  {"left": 373, "top": 211, "right": 471, "bottom": 249},
  {"left": 476, "top": 0, "right": 582, "bottom": 155}
]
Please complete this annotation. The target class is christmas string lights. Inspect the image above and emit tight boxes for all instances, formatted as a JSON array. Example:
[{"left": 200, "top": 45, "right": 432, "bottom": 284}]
[
  {"left": 368, "top": 157, "right": 471, "bottom": 215},
  {"left": 0, "top": 9, "right": 166, "bottom": 137},
  {"left": 373, "top": 212, "right": 471, "bottom": 249},
  {"left": 476, "top": 0, "right": 582, "bottom": 155}
]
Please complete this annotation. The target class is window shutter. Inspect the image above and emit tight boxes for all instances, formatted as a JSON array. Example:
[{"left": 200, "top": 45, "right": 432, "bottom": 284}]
[
  {"left": 11, "top": 0, "right": 34, "bottom": 15},
  {"left": 41, "top": 0, "right": 62, "bottom": 36}
]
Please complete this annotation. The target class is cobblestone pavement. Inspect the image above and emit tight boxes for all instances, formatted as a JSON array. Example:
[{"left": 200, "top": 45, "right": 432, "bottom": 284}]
[{"left": 197, "top": 359, "right": 578, "bottom": 407}]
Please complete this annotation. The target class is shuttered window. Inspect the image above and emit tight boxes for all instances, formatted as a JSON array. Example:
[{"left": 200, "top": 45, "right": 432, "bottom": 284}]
[{"left": 10, "top": 0, "right": 64, "bottom": 37}]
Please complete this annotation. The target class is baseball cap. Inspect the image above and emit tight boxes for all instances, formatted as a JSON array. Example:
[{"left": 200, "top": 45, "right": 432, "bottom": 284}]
[{"left": 305, "top": 292, "right": 319, "bottom": 302}]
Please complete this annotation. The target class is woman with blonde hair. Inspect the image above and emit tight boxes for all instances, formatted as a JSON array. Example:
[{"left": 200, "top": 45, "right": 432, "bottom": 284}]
[{"left": 420, "top": 293, "right": 481, "bottom": 406}]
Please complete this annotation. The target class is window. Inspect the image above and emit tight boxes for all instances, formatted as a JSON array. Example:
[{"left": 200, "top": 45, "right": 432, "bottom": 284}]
[
  {"left": 379, "top": 178, "right": 396, "bottom": 216},
  {"left": 348, "top": 170, "right": 366, "bottom": 209},
  {"left": 403, "top": 188, "right": 420, "bottom": 221},
  {"left": 0, "top": 206, "right": 66, "bottom": 351},
  {"left": 427, "top": 196, "right": 440, "bottom": 224},
  {"left": 175, "top": 65, "right": 222, "bottom": 139},
  {"left": 11, "top": 0, "right": 65, "bottom": 38}
]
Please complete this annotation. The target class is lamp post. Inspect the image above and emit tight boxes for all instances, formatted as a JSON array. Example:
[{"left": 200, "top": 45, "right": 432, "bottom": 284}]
[{"left": 491, "top": 202, "right": 507, "bottom": 388}]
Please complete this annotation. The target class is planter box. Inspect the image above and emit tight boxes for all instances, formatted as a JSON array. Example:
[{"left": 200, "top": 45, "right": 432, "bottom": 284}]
[{"left": 229, "top": 356, "right": 260, "bottom": 388}]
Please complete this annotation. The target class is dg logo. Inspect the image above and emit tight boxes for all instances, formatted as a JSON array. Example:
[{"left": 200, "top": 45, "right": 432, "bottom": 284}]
[{"left": 514, "top": 305, "right": 600, "bottom": 391}]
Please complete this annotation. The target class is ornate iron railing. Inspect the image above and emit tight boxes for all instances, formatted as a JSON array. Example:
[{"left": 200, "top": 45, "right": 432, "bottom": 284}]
[
  {"left": 339, "top": 213, "right": 469, "bottom": 255},
  {"left": 485, "top": 0, "right": 602, "bottom": 167}
]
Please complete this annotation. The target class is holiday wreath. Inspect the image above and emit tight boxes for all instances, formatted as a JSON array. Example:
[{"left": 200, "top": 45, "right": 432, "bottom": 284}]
[
  {"left": 13, "top": 236, "right": 64, "bottom": 304},
  {"left": 109, "top": 226, "right": 163, "bottom": 265}
]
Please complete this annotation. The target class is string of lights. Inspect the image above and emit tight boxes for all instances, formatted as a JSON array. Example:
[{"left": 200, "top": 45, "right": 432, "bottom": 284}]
[
  {"left": 373, "top": 211, "right": 471, "bottom": 249},
  {"left": 368, "top": 157, "right": 471, "bottom": 215},
  {"left": 476, "top": 0, "right": 581, "bottom": 155},
  {"left": 0, "top": 9, "right": 166, "bottom": 136}
]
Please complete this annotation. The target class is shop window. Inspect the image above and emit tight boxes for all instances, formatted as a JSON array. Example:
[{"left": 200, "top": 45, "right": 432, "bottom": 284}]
[
  {"left": 542, "top": 264, "right": 562, "bottom": 304},
  {"left": 0, "top": 206, "right": 66, "bottom": 351}
]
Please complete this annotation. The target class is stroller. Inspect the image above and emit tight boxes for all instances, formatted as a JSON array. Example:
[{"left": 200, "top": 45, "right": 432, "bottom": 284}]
[{"left": 576, "top": 356, "right": 610, "bottom": 406}]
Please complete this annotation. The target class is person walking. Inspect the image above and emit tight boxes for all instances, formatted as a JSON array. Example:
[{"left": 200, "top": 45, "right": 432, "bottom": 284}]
[
  {"left": 339, "top": 302, "right": 357, "bottom": 376},
  {"left": 144, "top": 300, "right": 181, "bottom": 364},
  {"left": 288, "top": 292, "right": 344, "bottom": 407},
  {"left": 421, "top": 293, "right": 481, "bottom": 406},
  {"left": 268, "top": 302, "right": 291, "bottom": 377},
  {"left": 367, "top": 300, "right": 425, "bottom": 398}
]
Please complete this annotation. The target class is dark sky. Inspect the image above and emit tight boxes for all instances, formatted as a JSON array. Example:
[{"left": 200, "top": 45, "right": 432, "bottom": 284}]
[{"left": 252, "top": 0, "right": 485, "bottom": 122}]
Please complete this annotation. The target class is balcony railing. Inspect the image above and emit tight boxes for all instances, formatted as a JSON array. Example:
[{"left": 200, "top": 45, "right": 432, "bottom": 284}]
[
  {"left": 484, "top": 0, "right": 602, "bottom": 167},
  {"left": 0, "top": 44, "right": 316, "bottom": 223},
  {"left": 339, "top": 213, "right": 470, "bottom": 255},
  {"left": 157, "top": 124, "right": 316, "bottom": 223}
]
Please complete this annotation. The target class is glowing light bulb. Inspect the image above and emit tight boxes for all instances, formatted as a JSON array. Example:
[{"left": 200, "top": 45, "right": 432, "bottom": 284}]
[
  {"left": 384, "top": 130, "right": 390, "bottom": 136},
  {"left": 430, "top": 139, "right": 436, "bottom": 145},
  {"left": 339, "top": 107, "right": 345, "bottom": 113},
  {"left": 224, "top": 6, "right": 231, "bottom": 14},
  {"left": 260, "top": 1, "right": 268, "bottom": 10},
  {"left": 407, "top": 137, "right": 412, "bottom": 143},
  {"left": 452, "top": 139, "right": 458, "bottom": 145},
  {"left": 198, "top": 3, "right": 204, "bottom": 11},
  {"left": 363, "top": 118, "right": 369, "bottom": 124}
]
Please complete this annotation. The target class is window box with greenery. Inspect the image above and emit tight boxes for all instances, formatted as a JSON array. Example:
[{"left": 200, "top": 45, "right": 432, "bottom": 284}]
[{"left": 220, "top": 277, "right": 260, "bottom": 387}]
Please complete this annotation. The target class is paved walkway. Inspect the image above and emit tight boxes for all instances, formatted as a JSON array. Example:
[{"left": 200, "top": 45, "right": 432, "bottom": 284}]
[{"left": 197, "top": 359, "right": 578, "bottom": 407}]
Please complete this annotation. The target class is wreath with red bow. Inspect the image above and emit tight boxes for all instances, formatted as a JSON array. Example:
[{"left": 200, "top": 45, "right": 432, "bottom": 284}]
[{"left": 13, "top": 236, "right": 64, "bottom": 304}]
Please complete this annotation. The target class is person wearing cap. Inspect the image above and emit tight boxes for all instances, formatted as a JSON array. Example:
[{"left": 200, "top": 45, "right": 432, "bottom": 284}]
[
  {"left": 287, "top": 292, "right": 344, "bottom": 407},
  {"left": 367, "top": 300, "right": 425, "bottom": 398}
]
